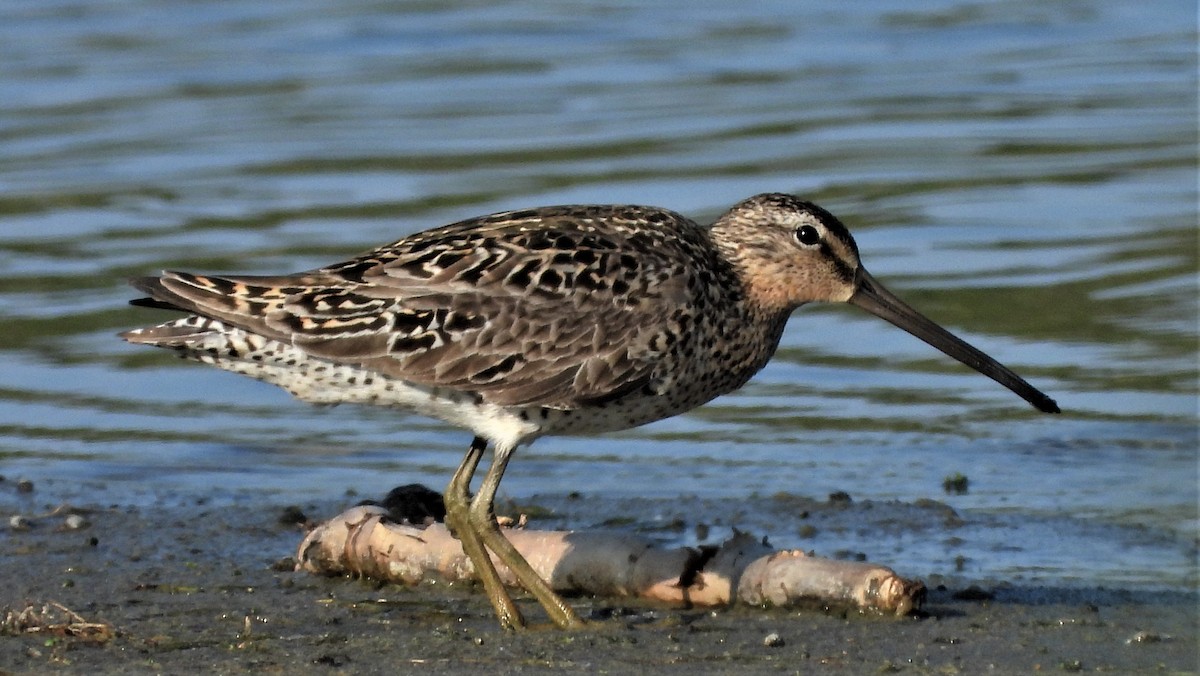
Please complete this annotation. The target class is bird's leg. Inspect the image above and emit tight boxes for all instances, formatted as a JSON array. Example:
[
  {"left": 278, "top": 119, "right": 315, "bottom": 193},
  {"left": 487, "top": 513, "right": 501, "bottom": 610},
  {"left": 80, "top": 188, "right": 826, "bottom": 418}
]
[
  {"left": 445, "top": 436, "right": 526, "bottom": 630},
  {"left": 469, "top": 441, "right": 586, "bottom": 630}
]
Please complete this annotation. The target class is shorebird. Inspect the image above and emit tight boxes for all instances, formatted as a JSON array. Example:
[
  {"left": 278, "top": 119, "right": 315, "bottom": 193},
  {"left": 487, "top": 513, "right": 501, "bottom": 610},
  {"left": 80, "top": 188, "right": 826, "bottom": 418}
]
[{"left": 121, "top": 193, "right": 1059, "bottom": 630}]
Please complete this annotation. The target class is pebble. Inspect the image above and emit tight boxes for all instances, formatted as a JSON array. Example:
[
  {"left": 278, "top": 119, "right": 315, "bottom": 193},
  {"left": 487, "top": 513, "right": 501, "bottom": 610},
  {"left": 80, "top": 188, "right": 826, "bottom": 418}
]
[
  {"left": 763, "top": 632, "right": 784, "bottom": 648},
  {"left": 1127, "top": 630, "right": 1169, "bottom": 644},
  {"left": 278, "top": 505, "right": 307, "bottom": 526}
]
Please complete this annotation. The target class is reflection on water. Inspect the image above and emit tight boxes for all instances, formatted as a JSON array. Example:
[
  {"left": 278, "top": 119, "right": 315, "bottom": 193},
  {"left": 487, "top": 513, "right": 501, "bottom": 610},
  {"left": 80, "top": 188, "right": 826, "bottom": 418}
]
[{"left": 0, "top": 1, "right": 1195, "bottom": 589}]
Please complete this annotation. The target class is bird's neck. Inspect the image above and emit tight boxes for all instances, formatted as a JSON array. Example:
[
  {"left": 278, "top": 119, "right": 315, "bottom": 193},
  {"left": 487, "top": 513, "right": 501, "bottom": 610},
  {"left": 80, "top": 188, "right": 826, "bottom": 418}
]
[
  {"left": 707, "top": 222, "right": 803, "bottom": 319},
  {"left": 694, "top": 240, "right": 794, "bottom": 388}
]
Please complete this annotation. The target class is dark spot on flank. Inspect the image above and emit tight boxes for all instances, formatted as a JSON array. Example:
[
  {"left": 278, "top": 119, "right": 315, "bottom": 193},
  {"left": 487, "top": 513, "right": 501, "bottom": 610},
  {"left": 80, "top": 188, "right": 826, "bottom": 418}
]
[
  {"left": 624, "top": 232, "right": 658, "bottom": 251},
  {"left": 539, "top": 269, "right": 563, "bottom": 289},
  {"left": 577, "top": 271, "right": 606, "bottom": 291},
  {"left": 405, "top": 239, "right": 436, "bottom": 254},
  {"left": 444, "top": 313, "right": 486, "bottom": 332},
  {"left": 406, "top": 249, "right": 443, "bottom": 268},
  {"left": 434, "top": 251, "right": 467, "bottom": 268},
  {"left": 390, "top": 334, "right": 437, "bottom": 353},
  {"left": 331, "top": 260, "right": 376, "bottom": 282},
  {"left": 457, "top": 264, "right": 486, "bottom": 285},
  {"left": 526, "top": 233, "right": 554, "bottom": 250},
  {"left": 278, "top": 314, "right": 308, "bottom": 332},
  {"left": 474, "top": 355, "right": 521, "bottom": 382},
  {"left": 391, "top": 311, "right": 431, "bottom": 334},
  {"left": 506, "top": 260, "right": 541, "bottom": 289}
]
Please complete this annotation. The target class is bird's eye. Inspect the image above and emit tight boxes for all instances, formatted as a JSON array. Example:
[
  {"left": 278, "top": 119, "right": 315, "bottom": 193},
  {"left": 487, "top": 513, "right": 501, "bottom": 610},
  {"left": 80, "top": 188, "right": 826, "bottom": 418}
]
[{"left": 794, "top": 225, "right": 821, "bottom": 246}]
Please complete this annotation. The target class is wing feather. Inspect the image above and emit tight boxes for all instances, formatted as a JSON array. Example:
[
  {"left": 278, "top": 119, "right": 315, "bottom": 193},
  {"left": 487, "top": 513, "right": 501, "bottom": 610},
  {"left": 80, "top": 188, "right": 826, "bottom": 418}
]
[{"left": 129, "top": 205, "right": 702, "bottom": 409}]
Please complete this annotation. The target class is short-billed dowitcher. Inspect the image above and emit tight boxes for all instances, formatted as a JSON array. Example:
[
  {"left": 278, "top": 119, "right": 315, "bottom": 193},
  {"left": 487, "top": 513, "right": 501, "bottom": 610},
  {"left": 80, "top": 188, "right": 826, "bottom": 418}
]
[{"left": 122, "top": 193, "right": 1059, "bottom": 629}]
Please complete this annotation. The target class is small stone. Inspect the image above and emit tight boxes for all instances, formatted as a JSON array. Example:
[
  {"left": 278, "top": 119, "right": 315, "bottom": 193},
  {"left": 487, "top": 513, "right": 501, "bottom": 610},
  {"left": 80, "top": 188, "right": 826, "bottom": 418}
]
[
  {"left": 763, "top": 632, "right": 784, "bottom": 648},
  {"left": 1127, "top": 630, "right": 1169, "bottom": 644},
  {"left": 278, "top": 505, "right": 307, "bottom": 526},
  {"left": 9, "top": 515, "right": 31, "bottom": 530},
  {"left": 16, "top": 478, "right": 33, "bottom": 493},
  {"left": 272, "top": 556, "right": 298, "bottom": 572},
  {"left": 942, "top": 472, "right": 970, "bottom": 495},
  {"left": 64, "top": 514, "right": 89, "bottom": 530}
]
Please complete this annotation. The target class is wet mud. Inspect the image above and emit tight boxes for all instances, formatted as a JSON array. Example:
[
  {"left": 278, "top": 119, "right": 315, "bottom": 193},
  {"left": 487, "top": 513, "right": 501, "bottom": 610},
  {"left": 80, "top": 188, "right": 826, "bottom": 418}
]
[{"left": 1, "top": 481, "right": 1195, "bottom": 674}]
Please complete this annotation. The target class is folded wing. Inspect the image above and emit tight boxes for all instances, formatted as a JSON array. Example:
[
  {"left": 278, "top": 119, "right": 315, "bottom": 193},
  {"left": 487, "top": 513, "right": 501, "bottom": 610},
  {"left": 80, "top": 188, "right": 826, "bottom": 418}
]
[{"left": 126, "top": 206, "right": 696, "bottom": 409}]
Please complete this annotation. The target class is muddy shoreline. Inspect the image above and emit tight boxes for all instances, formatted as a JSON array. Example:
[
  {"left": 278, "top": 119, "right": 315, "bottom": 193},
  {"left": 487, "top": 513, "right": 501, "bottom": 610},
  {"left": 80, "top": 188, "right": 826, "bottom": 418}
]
[{"left": 1, "top": 482, "right": 1195, "bottom": 674}]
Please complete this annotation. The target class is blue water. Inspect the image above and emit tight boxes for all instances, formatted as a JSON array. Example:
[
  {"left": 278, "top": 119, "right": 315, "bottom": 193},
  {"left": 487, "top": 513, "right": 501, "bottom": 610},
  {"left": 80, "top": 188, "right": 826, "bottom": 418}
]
[{"left": 0, "top": 1, "right": 1195, "bottom": 590}]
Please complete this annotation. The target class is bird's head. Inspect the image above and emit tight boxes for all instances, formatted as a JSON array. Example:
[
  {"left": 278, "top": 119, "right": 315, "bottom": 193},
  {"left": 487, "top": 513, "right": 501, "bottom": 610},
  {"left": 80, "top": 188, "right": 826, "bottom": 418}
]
[
  {"left": 711, "top": 193, "right": 863, "bottom": 310},
  {"left": 712, "top": 193, "right": 1059, "bottom": 414}
]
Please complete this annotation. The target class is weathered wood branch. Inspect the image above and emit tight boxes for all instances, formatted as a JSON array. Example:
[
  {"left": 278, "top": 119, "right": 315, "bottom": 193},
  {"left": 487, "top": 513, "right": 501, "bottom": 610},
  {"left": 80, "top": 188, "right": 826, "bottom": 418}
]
[{"left": 296, "top": 504, "right": 924, "bottom": 615}]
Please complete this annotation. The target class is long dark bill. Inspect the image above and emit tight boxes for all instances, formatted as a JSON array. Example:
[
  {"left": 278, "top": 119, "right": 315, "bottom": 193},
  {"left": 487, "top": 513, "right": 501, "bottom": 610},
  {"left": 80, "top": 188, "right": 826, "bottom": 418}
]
[{"left": 848, "top": 268, "right": 1060, "bottom": 414}]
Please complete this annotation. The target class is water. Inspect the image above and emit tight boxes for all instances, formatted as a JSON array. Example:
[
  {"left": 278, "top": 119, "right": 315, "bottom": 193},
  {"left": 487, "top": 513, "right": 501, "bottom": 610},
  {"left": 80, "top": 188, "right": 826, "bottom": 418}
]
[{"left": 0, "top": 1, "right": 1195, "bottom": 591}]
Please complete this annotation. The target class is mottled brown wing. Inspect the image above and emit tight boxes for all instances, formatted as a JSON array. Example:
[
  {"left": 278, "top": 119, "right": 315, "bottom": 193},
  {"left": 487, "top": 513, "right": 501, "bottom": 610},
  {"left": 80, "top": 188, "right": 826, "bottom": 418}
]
[{"left": 136, "top": 206, "right": 699, "bottom": 409}]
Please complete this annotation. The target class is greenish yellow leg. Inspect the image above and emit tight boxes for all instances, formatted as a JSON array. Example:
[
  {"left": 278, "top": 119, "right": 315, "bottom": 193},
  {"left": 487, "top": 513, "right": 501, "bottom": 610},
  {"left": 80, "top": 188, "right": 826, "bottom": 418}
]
[
  {"left": 470, "top": 440, "right": 586, "bottom": 630},
  {"left": 445, "top": 436, "right": 526, "bottom": 630}
]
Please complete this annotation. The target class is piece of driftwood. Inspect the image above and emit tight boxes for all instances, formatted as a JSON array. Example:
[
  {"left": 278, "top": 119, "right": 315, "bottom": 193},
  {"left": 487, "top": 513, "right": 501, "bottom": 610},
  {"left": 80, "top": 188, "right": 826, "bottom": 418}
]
[
  {"left": 296, "top": 504, "right": 924, "bottom": 615},
  {"left": 1, "top": 601, "right": 114, "bottom": 641}
]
